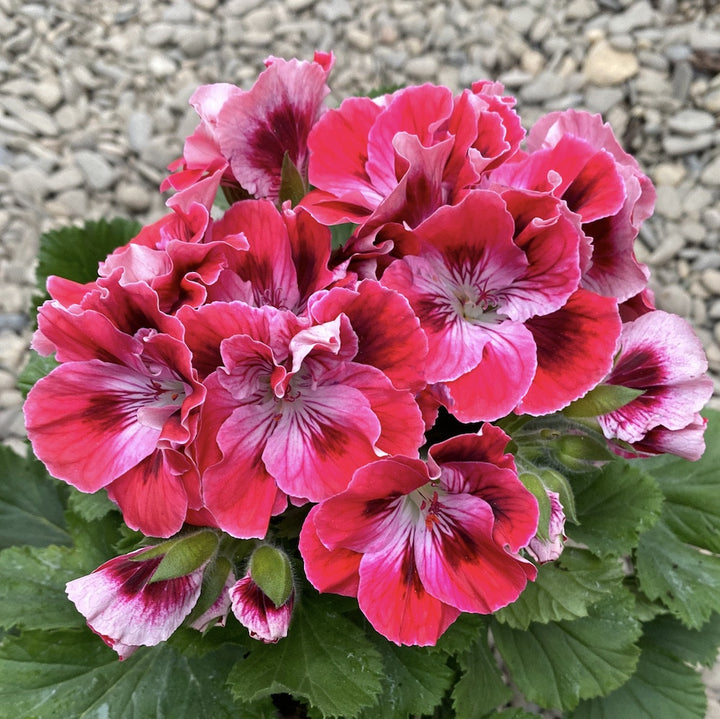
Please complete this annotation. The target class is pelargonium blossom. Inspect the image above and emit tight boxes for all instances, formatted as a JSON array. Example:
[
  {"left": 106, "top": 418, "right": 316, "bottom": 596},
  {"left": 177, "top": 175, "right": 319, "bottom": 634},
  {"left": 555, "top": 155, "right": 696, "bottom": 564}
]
[
  {"left": 164, "top": 52, "right": 334, "bottom": 204},
  {"left": 301, "top": 81, "right": 524, "bottom": 271},
  {"left": 380, "top": 189, "right": 585, "bottom": 420},
  {"left": 183, "top": 301, "right": 425, "bottom": 537},
  {"left": 596, "top": 310, "right": 713, "bottom": 460},
  {"left": 490, "top": 109, "right": 654, "bottom": 303},
  {"left": 25, "top": 274, "right": 205, "bottom": 538},
  {"left": 301, "top": 425, "right": 539, "bottom": 646}
]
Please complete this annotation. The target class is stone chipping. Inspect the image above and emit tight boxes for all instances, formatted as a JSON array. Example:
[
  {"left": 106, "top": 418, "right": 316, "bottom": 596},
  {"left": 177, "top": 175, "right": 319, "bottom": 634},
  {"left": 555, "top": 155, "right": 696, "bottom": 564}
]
[{"left": 0, "top": 0, "right": 719, "bottom": 713}]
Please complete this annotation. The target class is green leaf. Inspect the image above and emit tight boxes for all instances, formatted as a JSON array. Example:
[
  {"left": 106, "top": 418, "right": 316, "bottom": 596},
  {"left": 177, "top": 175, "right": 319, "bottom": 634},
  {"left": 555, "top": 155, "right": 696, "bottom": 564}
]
[
  {"left": 358, "top": 641, "right": 453, "bottom": 719},
  {"left": 227, "top": 590, "right": 383, "bottom": 718},
  {"left": 0, "top": 445, "right": 70, "bottom": 550},
  {"left": 642, "top": 613, "right": 720, "bottom": 669},
  {"left": 0, "top": 544, "right": 91, "bottom": 630},
  {"left": 492, "top": 595, "right": 642, "bottom": 711},
  {"left": 486, "top": 711, "right": 538, "bottom": 719},
  {"left": 279, "top": 152, "right": 307, "bottom": 206},
  {"left": 569, "top": 460, "right": 663, "bottom": 557},
  {"left": 36, "top": 217, "right": 141, "bottom": 292},
  {"left": 638, "top": 409, "right": 720, "bottom": 553},
  {"left": 569, "top": 634, "right": 707, "bottom": 719},
  {"left": 16, "top": 351, "right": 60, "bottom": 397},
  {"left": 518, "top": 472, "right": 552, "bottom": 541},
  {"left": 636, "top": 520, "right": 720, "bottom": 629},
  {"left": 432, "top": 613, "right": 487, "bottom": 656},
  {"left": 330, "top": 223, "right": 355, "bottom": 251},
  {"left": 452, "top": 633, "right": 512, "bottom": 718},
  {"left": 495, "top": 548, "right": 625, "bottom": 630},
  {"left": 0, "top": 629, "right": 240, "bottom": 719},
  {"left": 564, "top": 384, "right": 644, "bottom": 418},
  {"left": 67, "top": 486, "right": 118, "bottom": 523}
]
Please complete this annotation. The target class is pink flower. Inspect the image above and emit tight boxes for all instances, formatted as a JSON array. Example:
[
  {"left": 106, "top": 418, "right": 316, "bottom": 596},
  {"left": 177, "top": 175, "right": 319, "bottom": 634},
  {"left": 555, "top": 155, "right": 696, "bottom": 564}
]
[
  {"left": 302, "top": 81, "right": 523, "bottom": 269},
  {"left": 230, "top": 575, "right": 294, "bottom": 643},
  {"left": 597, "top": 310, "right": 713, "bottom": 460},
  {"left": 24, "top": 275, "right": 205, "bottom": 537},
  {"left": 66, "top": 546, "right": 206, "bottom": 660},
  {"left": 527, "top": 491, "right": 567, "bottom": 564},
  {"left": 229, "top": 544, "right": 295, "bottom": 643},
  {"left": 492, "top": 109, "right": 654, "bottom": 303},
  {"left": 187, "top": 303, "right": 425, "bottom": 537},
  {"left": 166, "top": 52, "right": 334, "bottom": 204},
  {"left": 301, "top": 425, "right": 539, "bottom": 646},
  {"left": 380, "top": 190, "right": 583, "bottom": 421}
]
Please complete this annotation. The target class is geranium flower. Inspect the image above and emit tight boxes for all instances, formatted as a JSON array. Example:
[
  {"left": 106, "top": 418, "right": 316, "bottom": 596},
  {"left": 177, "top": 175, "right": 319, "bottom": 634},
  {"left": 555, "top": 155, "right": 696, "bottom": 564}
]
[
  {"left": 25, "top": 274, "right": 205, "bottom": 537},
  {"left": 381, "top": 190, "right": 583, "bottom": 420},
  {"left": 66, "top": 543, "right": 210, "bottom": 660},
  {"left": 301, "top": 425, "right": 539, "bottom": 646},
  {"left": 491, "top": 109, "right": 654, "bottom": 303},
  {"left": 183, "top": 302, "right": 425, "bottom": 537},
  {"left": 165, "top": 52, "right": 334, "bottom": 204},
  {"left": 596, "top": 310, "right": 713, "bottom": 460},
  {"left": 302, "top": 81, "right": 524, "bottom": 270}
]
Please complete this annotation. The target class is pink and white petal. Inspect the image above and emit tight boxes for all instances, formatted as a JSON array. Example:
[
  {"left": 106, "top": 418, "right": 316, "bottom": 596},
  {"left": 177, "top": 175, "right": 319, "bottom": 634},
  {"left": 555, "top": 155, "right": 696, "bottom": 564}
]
[
  {"left": 500, "top": 189, "right": 582, "bottom": 320},
  {"left": 106, "top": 449, "right": 192, "bottom": 538},
  {"left": 202, "top": 402, "right": 281, "bottom": 538},
  {"left": 313, "top": 456, "right": 429, "bottom": 553},
  {"left": 337, "top": 362, "right": 425, "bottom": 457},
  {"left": 217, "top": 57, "right": 331, "bottom": 199},
  {"left": 444, "top": 323, "right": 537, "bottom": 422},
  {"left": 621, "top": 415, "right": 707, "bottom": 461},
  {"left": 66, "top": 550, "right": 203, "bottom": 652},
  {"left": 25, "top": 361, "right": 167, "bottom": 493},
  {"left": 210, "top": 199, "right": 301, "bottom": 311},
  {"left": 600, "top": 377, "right": 713, "bottom": 444},
  {"left": 299, "top": 506, "right": 361, "bottom": 597},
  {"left": 439, "top": 463, "right": 539, "bottom": 552},
  {"left": 519, "top": 289, "right": 621, "bottom": 415},
  {"left": 263, "top": 385, "right": 382, "bottom": 502},
  {"left": 358, "top": 539, "right": 460, "bottom": 646},
  {"left": 283, "top": 206, "right": 335, "bottom": 309},
  {"left": 610, "top": 311, "right": 709, "bottom": 387},
  {"left": 365, "top": 84, "right": 454, "bottom": 195},
  {"left": 415, "top": 492, "right": 535, "bottom": 613}
]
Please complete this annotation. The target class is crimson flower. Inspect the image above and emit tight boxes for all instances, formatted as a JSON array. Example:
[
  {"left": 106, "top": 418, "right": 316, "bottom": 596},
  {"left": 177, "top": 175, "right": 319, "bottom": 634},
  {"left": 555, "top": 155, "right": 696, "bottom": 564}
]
[{"left": 301, "top": 425, "right": 539, "bottom": 646}]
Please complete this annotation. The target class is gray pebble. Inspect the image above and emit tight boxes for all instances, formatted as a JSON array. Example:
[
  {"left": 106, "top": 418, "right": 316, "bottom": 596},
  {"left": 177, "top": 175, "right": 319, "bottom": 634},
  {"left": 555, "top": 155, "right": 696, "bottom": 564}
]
[
  {"left": 654, "top": 284, "right": 692, "bottom": 317},
  {"left": 662, "top": 133, "right": 715, "bottom": 156},
  {"left": 667, "top": 109, "right": 716, "bottom": 135},
  {"left": 689, "top": 29, "right": 720, "bottom": 52},
  {"left": 116, "top": 182, "right": 152, "bottom": 212},
  {"left": 700, "top": 156, "right": 720, "bottom": 187},
  {"left": 648, "top": 233, "right": 684, "bottom": 264},
  {"left": 520, "top": 72, "right": 567, "bottom": 104},
  {"left": 318, "top": 0, "right": 353, "bottom": 22},
  {"left": 654, "top": 185, "right": 683, "bottom": 219},
  {"left": 127, "top": 111, "right": 154, "bottom": 154},
  {"left": 701, "top": 269, "right": 720, "bottom": 295},
  {"left": 74, "top": 150, "right": 117, "bottom": 191}
]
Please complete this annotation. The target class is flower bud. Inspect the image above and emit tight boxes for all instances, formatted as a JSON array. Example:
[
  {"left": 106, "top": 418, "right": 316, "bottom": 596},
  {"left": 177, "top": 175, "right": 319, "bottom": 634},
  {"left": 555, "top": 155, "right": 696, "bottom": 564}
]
[
  {"left": 66, "top": 539, "right": 212, "bottom": 660},
  {"left": 230, "top": 545, "right": 295, "bottom": 643},
  {"left": 526, "top": 490, "right": 567, "bottom": 564}
]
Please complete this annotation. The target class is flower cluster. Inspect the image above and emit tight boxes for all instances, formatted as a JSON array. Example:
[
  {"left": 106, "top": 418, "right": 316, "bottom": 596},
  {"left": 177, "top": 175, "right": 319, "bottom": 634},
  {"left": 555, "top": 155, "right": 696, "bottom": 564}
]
[{"left": 24, "top": 53, "right": 713, "bottom": 654}]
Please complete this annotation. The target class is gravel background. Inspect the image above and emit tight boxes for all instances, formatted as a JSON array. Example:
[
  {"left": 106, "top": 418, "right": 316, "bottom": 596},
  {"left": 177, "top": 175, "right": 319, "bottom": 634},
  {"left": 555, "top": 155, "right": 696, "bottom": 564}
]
[{"left": 0, "top": 0, "right": 718, "bottom": 714}]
